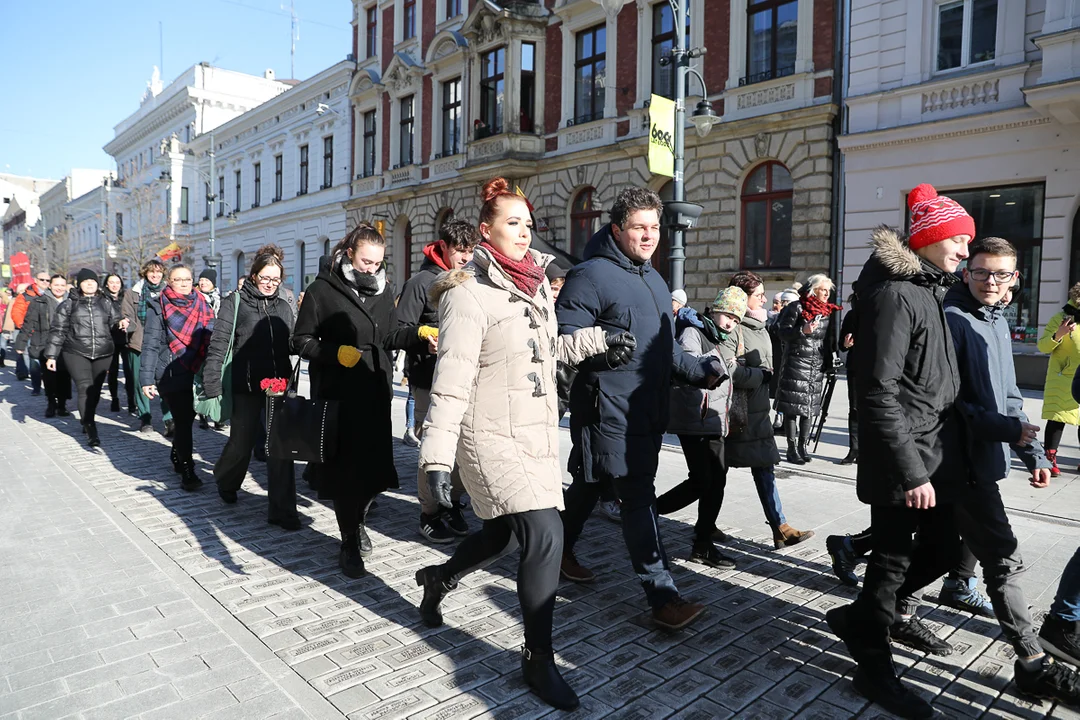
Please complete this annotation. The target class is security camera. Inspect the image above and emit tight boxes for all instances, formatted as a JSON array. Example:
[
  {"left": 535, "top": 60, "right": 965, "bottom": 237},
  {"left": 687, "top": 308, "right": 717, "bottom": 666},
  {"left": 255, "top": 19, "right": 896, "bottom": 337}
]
[{"left": 316, "top": 103, "right": 331, "bottom": 115}]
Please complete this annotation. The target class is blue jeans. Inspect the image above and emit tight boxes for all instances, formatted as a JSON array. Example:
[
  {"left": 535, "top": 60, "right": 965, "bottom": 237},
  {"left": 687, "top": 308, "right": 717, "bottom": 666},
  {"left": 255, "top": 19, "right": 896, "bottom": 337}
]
[
  {"left": 405, "top": 390, "right": 415, "bottom": 429},
  {"left": 26, "top": 354, "right": 42, "bottom": 392},
  {"left": 1051, "top": 547, "right": 1080, "bottom": 622},
  {"left": 752, "top": 465, "right": 786, "bottom": 528}
]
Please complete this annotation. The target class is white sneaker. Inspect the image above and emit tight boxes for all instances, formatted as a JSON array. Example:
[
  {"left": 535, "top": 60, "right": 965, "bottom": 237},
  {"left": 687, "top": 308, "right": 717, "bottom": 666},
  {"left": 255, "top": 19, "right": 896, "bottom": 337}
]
[
  {"left": 403, "top": 428, "right": 420, "bottom": 447},
  {"left": 598, "top": 500, "right": 621, "bottom": 523}
]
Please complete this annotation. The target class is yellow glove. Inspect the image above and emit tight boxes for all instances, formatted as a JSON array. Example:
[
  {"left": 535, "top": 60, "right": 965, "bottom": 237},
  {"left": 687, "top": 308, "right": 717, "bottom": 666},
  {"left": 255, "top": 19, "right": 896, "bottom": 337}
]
[
  {"left": 337, "top": 345, "right": 362, "bottom": 368},
  {"left": 417, "top": 326, "right": 439, "bottom": 341}
]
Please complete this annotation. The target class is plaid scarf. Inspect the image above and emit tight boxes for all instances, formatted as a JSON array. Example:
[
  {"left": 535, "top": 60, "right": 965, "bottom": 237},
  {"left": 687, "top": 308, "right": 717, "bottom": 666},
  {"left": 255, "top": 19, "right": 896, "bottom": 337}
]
[
  {"left": 801, "top": 294, "right": 842, "bottom": 324},
  {"left": 138, "top": 279, "right": 166, "bottom": 324},
  {"left": 160, "top": 287, "right": 215, "bottom": 373}
]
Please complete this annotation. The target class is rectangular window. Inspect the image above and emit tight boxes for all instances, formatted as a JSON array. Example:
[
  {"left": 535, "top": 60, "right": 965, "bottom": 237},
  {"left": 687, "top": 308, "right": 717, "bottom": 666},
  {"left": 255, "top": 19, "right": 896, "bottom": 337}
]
[
  {"left": 165, "top": 189, "right": 171, "bottom": 222},
  {"left": 218, "top": 176, "right": 225, "bottom": 216},
  {"left": 399, "top": 95, "right": 415, "bottom": 166},
  {"left": 322, "top": 137, "right": 334, "bottom": 188},
  {"left": 115, "top": 212, "right": 123, "bottom": 240},
  {"left": 366, "top": 6, "right": 378, "bottom": 58},
  {"left": 253, "top": 163, "right": 261, "bottom": 207},
  {"left": 363, "top": 110, "right": 377, "bottom": 176},
  {"left": 299, "top": 145, "right": 309, "bottom": 195},
  {"left": 479, "top": 47, "right": 505, "bottom": 136},
  {"left": 652, "top": 2, "right": 691, "bottom": 98},
  {"left": 446, "top": 0, "right": 461, "bottom": 20},
  {"left": 441, "top": 79, "right": 461, "bottom": 155},
  {"left": 744, "top": 0, "right": 798, "bottom": 85},
  {"left": 574, "top": 25, "right": 606, "bottom": 125},
  {"left": 234, "top": 170, "right": 241, "bottom": 211},
  {"left": 937, "top": 0, "right": 997, "bottom": 71},
  {"left": 179, "top": 186, "right": 189, "bottom": 224},
  {"left": 521, "top": 43, "right": 536, "bottom": 133},
  {"left": 403, "top": 0, "right": 416, "bottom": 39},
  {"left": 274, "top": 154, "right": 283, "bottom": 200}
]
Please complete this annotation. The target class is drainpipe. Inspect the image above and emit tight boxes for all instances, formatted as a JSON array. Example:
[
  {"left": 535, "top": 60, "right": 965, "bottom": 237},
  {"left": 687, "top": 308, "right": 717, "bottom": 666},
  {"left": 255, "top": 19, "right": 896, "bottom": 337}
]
[{"left": 828, "top": 0, "right": 848, "bottom": 290}]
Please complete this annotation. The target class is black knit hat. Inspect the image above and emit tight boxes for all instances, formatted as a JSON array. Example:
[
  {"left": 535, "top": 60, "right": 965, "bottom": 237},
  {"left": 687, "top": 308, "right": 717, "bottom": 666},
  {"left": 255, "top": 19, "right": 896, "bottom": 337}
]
[
  {"left": 199, "top": 268, "right": 217, "bottom": 286},
  {"left": 76, "top": 268, "right": 99, "bottom": 286}
]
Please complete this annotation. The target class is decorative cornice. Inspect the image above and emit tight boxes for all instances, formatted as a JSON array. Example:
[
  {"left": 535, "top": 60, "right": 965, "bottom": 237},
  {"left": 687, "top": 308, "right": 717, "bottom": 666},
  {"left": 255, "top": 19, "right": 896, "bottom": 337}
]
[{"left": 840, "top": 115, "right": 1052, "bottom": 152}]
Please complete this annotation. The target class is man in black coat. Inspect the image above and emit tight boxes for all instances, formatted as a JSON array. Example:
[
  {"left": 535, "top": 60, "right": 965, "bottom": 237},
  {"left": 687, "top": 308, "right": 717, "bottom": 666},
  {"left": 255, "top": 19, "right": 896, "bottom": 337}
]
[
  {"left": 826, "top": 184, "right": 974, "bottom": 719},
  {"left": 556, "top": 186, "right": 723, "bottom": 632},
  {"left": 15, "top": 274, "right": 71, "bottom": 416},
  {"left": 386, "top": 219, "right": 480, "bottom": 544}
]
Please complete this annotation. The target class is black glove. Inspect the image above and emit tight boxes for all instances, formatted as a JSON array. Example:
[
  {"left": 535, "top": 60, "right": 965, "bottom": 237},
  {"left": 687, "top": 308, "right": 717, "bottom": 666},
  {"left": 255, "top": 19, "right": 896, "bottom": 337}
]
[
  {"left": 758, "top": 369, "right": 773, "bottom": 387},
  {"left": 426, "top": 470, "right": 453, "bottom": 509},
  {"left": 605, "top": 331, "right": 637, "bottom": 369}
]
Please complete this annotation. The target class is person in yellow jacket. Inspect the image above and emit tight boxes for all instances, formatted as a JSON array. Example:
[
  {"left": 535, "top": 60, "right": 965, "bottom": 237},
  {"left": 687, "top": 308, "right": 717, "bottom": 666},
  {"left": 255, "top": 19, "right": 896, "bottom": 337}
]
[{"left": 1037, "top": 282, "right": 1080, "bottom": 476}]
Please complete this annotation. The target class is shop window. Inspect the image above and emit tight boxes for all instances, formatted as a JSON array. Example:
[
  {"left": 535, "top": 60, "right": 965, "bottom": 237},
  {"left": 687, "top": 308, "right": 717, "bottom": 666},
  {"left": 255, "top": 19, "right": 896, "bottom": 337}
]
[{"left": 741, "top": 162, "right": 792, "bottom": 268}]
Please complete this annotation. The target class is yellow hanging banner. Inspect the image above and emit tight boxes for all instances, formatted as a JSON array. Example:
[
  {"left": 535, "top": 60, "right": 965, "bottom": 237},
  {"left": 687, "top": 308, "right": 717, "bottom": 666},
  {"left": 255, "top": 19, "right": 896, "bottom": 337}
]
[{"left": 647, "top": 94, "right": 675, "bottom": 178}]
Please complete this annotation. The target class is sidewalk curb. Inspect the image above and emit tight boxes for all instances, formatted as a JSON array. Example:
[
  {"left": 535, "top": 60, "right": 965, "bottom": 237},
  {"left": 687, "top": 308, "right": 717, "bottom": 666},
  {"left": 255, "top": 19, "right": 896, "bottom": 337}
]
[{"left": 6, "top": 408, "right": 346, "bottom": 720}]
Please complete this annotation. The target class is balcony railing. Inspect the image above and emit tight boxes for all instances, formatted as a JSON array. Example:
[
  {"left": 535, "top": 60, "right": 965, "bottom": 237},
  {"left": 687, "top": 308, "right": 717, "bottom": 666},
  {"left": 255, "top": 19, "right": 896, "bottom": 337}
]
[
  {"left": 739, "top": 65, "right": 796, "bottom": 87},
  {"left": 566, "top": 110, "right": 604, "bottom": 127}
]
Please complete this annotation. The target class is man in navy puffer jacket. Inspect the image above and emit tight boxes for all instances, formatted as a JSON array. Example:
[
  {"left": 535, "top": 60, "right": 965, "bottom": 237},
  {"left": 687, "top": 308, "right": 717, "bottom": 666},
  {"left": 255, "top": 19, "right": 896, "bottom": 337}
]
[{"left": 556, "top": 186, "right": 722, "bottom": 631}]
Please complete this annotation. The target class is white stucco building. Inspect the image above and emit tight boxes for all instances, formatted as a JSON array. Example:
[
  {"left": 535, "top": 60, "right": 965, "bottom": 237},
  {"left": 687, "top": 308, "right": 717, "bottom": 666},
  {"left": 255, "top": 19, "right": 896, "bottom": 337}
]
[
  {"left": 1, "top": 174, "right": 59, "bottom": 274},
  {"left": 186, "top": 60, "right": 354, "bottom": 295},
  {"left": 840, "top": 0, "right": 1080, "bottom": 360},
  {"left": 38, "top": 170, "right": 114, "bottom": 275},
  {"left": 102, "top": 65, "right": 293, "bottom": 281}
]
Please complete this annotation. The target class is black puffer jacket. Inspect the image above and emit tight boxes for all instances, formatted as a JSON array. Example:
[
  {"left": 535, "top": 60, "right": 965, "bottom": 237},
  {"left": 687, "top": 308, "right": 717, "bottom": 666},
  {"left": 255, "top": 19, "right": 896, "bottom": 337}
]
[
  {"left": 106, "top": 291, "right": 128, "bottom": 352},
  {"left": 45, "top": 291, "right": 117, "bottom": 360},
  {"left": 15, "top": 293, "right": 65, "bottom": 357},
  {"left": 385, "top": 251, "right": 444, "bottom": 390},
  {"left": 202, "top": 282, "right": 294, "bottom": 397},
  {"left": 854, "top": 226, "right": 965, "bottom": 506},
  {"left": 774, "top": 298, "right": 833, "bottom": 417}
]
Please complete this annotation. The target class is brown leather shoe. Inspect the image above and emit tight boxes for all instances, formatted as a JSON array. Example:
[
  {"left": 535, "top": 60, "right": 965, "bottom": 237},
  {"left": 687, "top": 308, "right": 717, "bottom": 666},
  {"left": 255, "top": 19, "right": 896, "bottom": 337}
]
[
  {"left": 773, "top": 523, "right": 815, "bottom": 549},
  {"left": 653, "top": 597, "right": 706, "bottom": 631},
  {"left": 559, "top": 552, "right": 595, "bottom": 583}
]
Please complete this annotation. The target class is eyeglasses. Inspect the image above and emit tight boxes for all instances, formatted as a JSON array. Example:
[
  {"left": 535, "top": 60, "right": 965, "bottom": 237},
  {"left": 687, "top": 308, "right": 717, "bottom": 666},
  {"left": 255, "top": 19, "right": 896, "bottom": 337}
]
[
  {"left": 969, "top": 269, "right": 1017, "bottom": 283},
  {"left": 171, "top": 277, "right": 193, "bottom": 284},
  {"left": 36, "top": 277, "right": 49, "bottom": 282},
  {"left": 257, "top": 276, "right": 282, "bottom": 286}
]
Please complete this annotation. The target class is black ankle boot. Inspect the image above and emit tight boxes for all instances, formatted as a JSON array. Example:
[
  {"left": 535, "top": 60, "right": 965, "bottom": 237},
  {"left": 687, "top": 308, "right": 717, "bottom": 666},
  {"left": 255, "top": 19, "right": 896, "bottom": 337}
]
[
  {"left": 111, "top": 398, "right": 120, "bottom": 412},
  {"left": 45, "top": 399, "right": 56, "bottom": 418},
  {"left": 798, "top": 417, "right": 812, "bottom": 462},
  {"left": 786, "top": 441, "right": 806, "bottom": 465},
  {"left": 339, "top": 534, "right": 365, "bottom": 578},
  {"left": 57, "top": 402, "right": 71, "bottom": 417},
  {"left": 180, "top": 463, "right": 201, "bottom": 491},
  {"left": 785, "top": 419, "right": 805, "bottom": 464},
  {"left": 86, "top": 421, "right": 100, "bottom": 448},
  {"left": 415, "top": 566, "right": 454, "bottom": 627},
  {"left": 521, "top": 647, "right": 579, "bottom": 711}
]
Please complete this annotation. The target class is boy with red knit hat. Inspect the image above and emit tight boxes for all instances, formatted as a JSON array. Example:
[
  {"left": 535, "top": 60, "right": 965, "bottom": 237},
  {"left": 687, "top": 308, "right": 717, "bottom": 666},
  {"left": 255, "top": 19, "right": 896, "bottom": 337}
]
[{"left": 825, "top": 184, "right": 974, "bottom": 718}]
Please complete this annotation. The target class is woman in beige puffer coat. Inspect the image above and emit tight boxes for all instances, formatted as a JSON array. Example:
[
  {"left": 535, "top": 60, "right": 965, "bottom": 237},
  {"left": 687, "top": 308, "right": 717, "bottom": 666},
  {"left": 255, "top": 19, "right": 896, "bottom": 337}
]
[{"left": 414, "top": 179, "right": 614, "bottom": 712}]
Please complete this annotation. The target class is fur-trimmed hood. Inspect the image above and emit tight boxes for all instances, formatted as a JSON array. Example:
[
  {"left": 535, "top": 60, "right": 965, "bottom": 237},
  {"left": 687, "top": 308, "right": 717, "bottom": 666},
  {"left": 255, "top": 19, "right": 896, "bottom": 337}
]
[
  {"left": 858, "top": 224, "right": 955, "bottom": 291},
  {"left": 428, "top": 267, "right": 475, "bottom": 308}
]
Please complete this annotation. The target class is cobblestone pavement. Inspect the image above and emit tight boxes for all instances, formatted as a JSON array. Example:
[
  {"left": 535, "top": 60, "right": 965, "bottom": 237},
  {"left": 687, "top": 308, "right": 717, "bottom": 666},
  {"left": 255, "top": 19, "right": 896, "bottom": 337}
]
[{"left": 2, "top": 364, "right": 1080, "bottom": 719}]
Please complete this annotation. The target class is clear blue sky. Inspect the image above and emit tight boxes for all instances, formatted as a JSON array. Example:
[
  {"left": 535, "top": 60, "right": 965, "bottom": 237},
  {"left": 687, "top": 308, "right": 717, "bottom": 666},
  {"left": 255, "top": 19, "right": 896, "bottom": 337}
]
[{"left": 0, "top": 0, "right": 352, "bottom": 180}]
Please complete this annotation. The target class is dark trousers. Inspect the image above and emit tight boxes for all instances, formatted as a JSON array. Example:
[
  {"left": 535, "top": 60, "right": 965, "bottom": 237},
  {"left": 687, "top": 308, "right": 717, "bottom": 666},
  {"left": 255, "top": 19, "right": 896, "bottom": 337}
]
[
  {"left": 954, "top": 481, "right": 1042, "bottom": 657},
  {"left": 333, "top": 482, "right": 380, "bottom": 540},
  {"left": 215, "top": 393, "right": 297, "bottom": 523},
  {"left": 562, "top": 472, "right": 678, "bottom": 609},
  {"left": 108, "top": 343, "right": 135, "bottom": 410},
  {"left": 62, "top": 352, "right": 110, "bottom": 426},
  {"left": 848, "top": 503, "right": 960, "bottom": 662},
  {"left": 39, "top": 351, "right": 71, "bottom": 403},
  {"left": 443, "top": 508, "right": 562, "bottom": 651},
  {"left": 1044, "top": 420, "right": 1080, "bottom": 452},
  {"left": 657, "top": 434, "right": 727, "bottom": 543},
  {"left": 161, "top": 385, "right": 196, "bottom": 464},
  {"left": 846, "top": 372, "right": 859, "bottom": 455}
]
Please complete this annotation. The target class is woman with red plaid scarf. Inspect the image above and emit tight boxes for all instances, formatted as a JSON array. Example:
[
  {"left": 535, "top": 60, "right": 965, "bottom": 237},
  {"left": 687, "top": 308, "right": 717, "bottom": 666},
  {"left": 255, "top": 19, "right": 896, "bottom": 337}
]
[{"left": 140, "top": 264, "right": 215, "bottom": 490}]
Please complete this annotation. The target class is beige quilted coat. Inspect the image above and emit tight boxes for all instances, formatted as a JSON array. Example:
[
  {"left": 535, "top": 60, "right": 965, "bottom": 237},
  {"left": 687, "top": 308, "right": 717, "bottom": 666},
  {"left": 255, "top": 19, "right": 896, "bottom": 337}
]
[{"left": 419, "top": 247, "right": 608, "bottom": 520}]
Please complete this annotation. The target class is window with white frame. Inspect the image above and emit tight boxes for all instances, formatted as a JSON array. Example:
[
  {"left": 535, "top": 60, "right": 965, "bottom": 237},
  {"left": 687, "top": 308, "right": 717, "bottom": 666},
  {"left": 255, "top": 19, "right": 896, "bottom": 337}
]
[
  {"left": 936, "top": 0, "right": 997, "bottom": 72},
  {"left": 274, "top": 154, "right": 283, "bottom": 200},
  {"left": 322, "top": 136, "right": 334, "bottom": 188},
  {"left": 366, "top": 6, "right": 378, "bottom": 58},
  {"left": 299, "top": 145, "right": 309, "bottom": 195},
  {"left": 442, "top": 79, "right": 461, "bottom": 155},
  {"left": 744, "top": 0, "right": 797, "bottom": 85},
  {"left": 521, "top": 42, "right": 536, "bottom": 132},
  {"left": 652, "top": 2, "right": 690, "bottom": 99},
  {"left": 217, "top": 176, "right": 225, "bottom": 216},
  {"left": 399, "top": 96, "right": 415, "bottom": 166},
  {"left": 403, "top": 0, "right": 416, "bottom": 40},
  {"left": 180, "top": 186, "right": 189, "bottom": 224},
  {"left": 479, "top": 48, "right": 505, "bottom": 136},
  {"left": 234, "top": 170, "right": 241, "bottom": 211},
  {"left": 574, "top": 25, "right": 606, "bottom": 124},
  {"left": 445, "top": 0, "right": 461, "bottom": 21},
  {"left": 253, "top": 163, "right": 261, "bottom": 207},
  {"left": 363, "top": 110, "right": 377, "bottom": 176}
]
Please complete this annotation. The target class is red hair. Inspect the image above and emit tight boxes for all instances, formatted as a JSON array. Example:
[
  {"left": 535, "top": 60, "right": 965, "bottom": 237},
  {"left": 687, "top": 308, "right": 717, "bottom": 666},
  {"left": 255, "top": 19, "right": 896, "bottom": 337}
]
[{"left": 479, "top": 177, "right": 526, "bottom": 226}]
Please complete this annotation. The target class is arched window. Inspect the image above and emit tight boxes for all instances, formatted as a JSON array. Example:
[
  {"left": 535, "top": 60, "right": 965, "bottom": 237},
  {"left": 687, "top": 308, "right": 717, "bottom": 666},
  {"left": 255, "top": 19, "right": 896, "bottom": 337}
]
[
  {"left": 569, "top": 187, "right": 602, "bottom": 257},
  {"left": 741, "top": 161, "right": 792, "bottom": 269},
  {"left": 235, "top": 251, "right": 246, "bottom": 290}
]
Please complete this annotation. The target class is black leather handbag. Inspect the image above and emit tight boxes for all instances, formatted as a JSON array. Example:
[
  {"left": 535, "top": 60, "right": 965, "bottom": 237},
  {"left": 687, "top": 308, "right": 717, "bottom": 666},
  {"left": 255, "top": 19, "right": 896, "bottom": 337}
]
[{"left": 265, "top": 356, "right": 339, "bottom": 463}]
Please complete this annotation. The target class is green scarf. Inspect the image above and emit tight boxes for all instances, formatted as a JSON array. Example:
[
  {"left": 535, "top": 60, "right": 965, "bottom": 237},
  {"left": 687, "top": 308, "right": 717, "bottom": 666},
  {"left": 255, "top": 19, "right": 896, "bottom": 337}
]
[{"left": 138, "top": 279, "right": 166, "bottom": 324}]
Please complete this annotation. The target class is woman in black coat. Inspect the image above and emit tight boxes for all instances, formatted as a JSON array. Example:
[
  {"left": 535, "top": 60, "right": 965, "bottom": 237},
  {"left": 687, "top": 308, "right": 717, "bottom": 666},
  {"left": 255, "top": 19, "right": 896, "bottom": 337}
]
[
  {"left": 291, "top": 223, "right": 398, "bottom": 578},
  {"left": 103, "top": 274, "right": 136, "bottom": 414},
  {"left": 775, "top": 274, "right": 839, "bottom": 465},
  {"left": 45, "top": 268, "right": 127, "bottom": 447},
  {"left": 140, "top": 264, "right": 215, "bottom": 490},
  {"left": 203, "top": 245, "right": 298, "bottom": 528}
]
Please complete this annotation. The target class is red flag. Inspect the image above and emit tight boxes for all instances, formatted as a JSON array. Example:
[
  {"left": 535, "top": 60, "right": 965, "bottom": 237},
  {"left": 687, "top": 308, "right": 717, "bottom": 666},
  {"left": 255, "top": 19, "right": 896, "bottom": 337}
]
[{"left": 8, "top": 252, "right": 31, "bottom": 290}]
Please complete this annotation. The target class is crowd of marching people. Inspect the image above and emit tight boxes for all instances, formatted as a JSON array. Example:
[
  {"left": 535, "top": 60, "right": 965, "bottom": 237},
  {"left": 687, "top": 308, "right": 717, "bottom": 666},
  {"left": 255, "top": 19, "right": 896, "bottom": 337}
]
[{"left": 3, "top": 177, "right": 1080, "bottom": 717}]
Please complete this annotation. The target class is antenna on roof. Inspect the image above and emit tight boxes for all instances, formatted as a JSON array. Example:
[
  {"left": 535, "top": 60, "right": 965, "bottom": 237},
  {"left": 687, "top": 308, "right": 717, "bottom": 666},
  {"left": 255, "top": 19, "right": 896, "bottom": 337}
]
[{"left": 282, "top": 0, "right": 300, "bottom": 79}]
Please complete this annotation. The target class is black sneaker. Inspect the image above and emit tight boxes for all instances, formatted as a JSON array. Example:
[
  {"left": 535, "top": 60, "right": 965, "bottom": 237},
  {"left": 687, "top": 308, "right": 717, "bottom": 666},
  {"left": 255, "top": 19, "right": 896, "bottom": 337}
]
[
  {"left": 890, "top": 616, "right": 953, "bottom": 656},
  {"left": 851, "top": 663, "right": 934, "bottom": 719},
  {"left": 689, "top": 541, "right": 736, "bottom": 569},
  {"left": 1041, "top": 614, "right": 1080, "bottom": 667},
  {"left": 827, "top": 535, "right": 860, "bottom": 587},
  {"left": 1014, "top": 655, "right": 1080, "bottom": 707},
  {"left": 444, "top": 502, "right": 468, "bottom": 536},
  {"left": 419, "top": 513, "right": 455, "bottom": 544}
]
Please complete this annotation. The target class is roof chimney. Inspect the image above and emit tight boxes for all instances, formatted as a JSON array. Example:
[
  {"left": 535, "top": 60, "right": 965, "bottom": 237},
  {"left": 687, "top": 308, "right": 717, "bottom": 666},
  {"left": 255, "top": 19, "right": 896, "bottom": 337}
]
[{"left": 264, "top": 69, "right": 275, "bottom": 80}]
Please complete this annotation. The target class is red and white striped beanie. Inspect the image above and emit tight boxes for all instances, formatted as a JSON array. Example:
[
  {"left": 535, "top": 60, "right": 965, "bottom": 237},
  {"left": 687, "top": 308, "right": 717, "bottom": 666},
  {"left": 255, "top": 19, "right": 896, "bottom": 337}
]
[{"left": 907, "top": 183, "right": 975, "bottom": 250}]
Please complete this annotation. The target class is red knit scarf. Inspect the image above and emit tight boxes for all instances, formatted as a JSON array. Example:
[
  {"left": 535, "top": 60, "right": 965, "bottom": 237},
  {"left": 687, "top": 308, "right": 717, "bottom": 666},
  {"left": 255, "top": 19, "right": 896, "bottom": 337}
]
[
  {"left": 481, "top": 242, "right": 545, "bottom": 298},
  {"left": 801, "top": 294, "right": 842, "bottom": 323},
  {"left": 160, "top": 287, "right": 215, "bottom": 372}
]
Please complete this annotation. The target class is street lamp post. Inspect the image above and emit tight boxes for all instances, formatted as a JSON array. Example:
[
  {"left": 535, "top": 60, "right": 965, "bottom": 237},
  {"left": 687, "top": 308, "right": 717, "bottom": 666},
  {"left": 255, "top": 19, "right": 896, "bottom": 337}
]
[
  {"left": 100, "top": 176, "right": 111, "bottom": 274},
  {"left": 204, "top": 130, "right": 222, "bottom": 274}
]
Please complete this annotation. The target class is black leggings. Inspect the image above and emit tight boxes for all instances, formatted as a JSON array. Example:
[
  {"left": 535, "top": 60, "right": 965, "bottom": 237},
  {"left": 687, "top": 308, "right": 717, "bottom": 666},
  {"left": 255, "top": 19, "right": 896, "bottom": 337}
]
[
  {"left": 658, "top": 434, "right": 727, "bottom": 542},
  {"left": 40, "top": 351, "right": 71, "bottom": 403},
  {"left": 108, "top": 342, "right": 135, "bottom": 410},
  {"left": 442, "top": 508, "right": 562, "bottom": 651},
  {"left": 216, "top": 393, "right": 296, "bottom": 522},
  {"left": 1044, "top": 420, "right": 1080, "bottom": 452},
  {"left": 161, "top": 385, "right": 196, "bottom": 465},
  {"left": 62, "top": 352, "right": 110, "bottom": 426}
]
